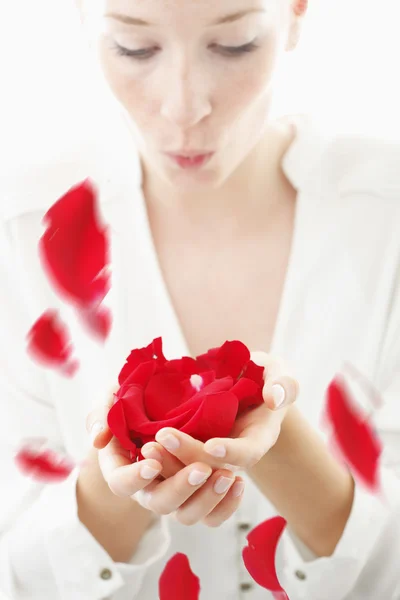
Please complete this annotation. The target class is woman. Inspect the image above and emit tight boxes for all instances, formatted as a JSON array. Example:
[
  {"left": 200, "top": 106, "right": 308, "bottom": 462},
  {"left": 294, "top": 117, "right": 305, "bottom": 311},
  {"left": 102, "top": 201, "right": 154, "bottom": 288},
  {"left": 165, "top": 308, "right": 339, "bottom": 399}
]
[{"left": 1, "top": 0, "right": 400, "bottom": 598}]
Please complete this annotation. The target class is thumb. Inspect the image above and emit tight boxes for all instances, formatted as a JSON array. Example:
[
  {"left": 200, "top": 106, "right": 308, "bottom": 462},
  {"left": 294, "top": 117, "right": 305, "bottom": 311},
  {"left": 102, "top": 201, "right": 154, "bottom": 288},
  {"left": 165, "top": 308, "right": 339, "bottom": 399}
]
[
  {"left": 250, "top": 352, "right": 299, "bottom": 411},
  {"left": 85, "top": 389, "right": 116, "bottom": 449}
]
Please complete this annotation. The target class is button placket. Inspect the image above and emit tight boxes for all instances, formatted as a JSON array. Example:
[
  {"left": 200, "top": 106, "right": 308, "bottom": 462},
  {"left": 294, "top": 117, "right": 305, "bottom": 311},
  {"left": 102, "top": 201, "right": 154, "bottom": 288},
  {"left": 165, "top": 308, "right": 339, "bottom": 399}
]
[{"left": 235, "top": 475, "right": 256, "bottom": 596}]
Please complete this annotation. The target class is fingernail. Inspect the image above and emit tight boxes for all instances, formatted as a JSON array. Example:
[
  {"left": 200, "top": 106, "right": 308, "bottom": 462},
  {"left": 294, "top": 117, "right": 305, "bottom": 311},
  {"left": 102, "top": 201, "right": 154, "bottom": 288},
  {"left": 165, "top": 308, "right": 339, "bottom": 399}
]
[
  {"left": 141, "top": 446, "right": 163, "bottom": 462},
  {"left": 206, "top": 444, "right": 226, "bottom": 458},
  {"left": 271, "top": 384, "right": 286, "bottom": 409},
  {"left": 214, "top": 476, "right": 234, "bottom": 494},
  {"left": 157, "top": 433, "right": 180, "bottom": 451},
  {"left": 140, "top": 465, "right": 161, "bottom": 480},
  {"left": 232, "top": 481, "right": 245, "bottom": 497},
  {"left": 188, "top": 469, "right": 210, "bottom": 486},
  {"left": 89, "top": 422, "right": 104, "bottom": 443},
  {"left": 141, "top": 491, "right": 152, "bottom": 508}
]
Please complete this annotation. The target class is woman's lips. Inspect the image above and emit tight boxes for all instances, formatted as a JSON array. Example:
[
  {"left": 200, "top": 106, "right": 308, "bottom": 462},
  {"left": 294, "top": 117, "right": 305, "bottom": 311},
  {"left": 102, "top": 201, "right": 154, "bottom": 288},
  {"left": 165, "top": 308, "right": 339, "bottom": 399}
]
[{"left": 165, "top": 152, "right": 214, "bottom": 169}]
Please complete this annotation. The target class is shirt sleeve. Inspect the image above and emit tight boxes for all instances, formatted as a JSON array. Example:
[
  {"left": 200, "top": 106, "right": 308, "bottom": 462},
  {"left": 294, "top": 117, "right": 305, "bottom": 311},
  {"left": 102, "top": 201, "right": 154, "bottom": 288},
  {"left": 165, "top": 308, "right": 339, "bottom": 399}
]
[
  {"left": 278, "top": 257, "right": 400, "bottom": 600},
  {"left": 0, "top": 224, "right": 171, "bottom": 600}
]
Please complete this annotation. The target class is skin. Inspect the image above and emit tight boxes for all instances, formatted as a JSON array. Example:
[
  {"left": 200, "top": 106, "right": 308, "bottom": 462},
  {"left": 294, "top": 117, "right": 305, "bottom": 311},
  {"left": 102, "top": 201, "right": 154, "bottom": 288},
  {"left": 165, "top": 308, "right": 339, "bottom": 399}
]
[{"left": 83, "top": 0, "right": 354, "bottom": 557}]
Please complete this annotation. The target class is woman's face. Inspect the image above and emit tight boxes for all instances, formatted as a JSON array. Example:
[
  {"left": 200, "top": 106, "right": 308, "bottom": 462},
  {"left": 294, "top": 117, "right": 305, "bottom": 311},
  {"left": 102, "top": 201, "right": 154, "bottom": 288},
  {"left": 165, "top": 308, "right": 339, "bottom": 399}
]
[{"left": 82, "top": 0, "right": 297, "bottom": 189}]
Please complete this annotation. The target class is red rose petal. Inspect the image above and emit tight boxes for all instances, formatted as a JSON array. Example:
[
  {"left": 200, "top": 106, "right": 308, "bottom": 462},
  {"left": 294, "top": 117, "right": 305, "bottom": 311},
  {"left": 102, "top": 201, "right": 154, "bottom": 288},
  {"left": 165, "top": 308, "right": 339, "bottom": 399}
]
[
  {"left": 39, "top": 178, "right": 111, "bottom": 320},
  {"left": 166, "top": 376, "right": 234, "bottom": 419},
  {"left": 78, "top": 304, "right": 112, "bottom": 341},
  {"left": 242, "top": 516, "right": 289, "bottom": 598},
  {"left": 241, "top": 359, "right": 265, "bottom": 389},
  {"left": 144, "top": 372, "right": 188, "bottom": 421},
  {"left": 26, "top": 310, "right": 79, "bottom": 377},
  {"left": 231, "top": 377, "right": 263, "bottom": 413},
  {"left": 15, "top": 444, "right": 75, "bottom": 483},
  {"left": 324, "top": 376, "right": 382, "bottom": 491},
  {"left": 118, "top": 361, "right": 157, "bottom": 398},
  {"left": 182, "top": 391, "right": 238, "bottom": 441},
  {"left": 196, "top": 340, "right": 251, "bottom": 379},
  {"left": 165, "top": 356, "right": 199, "bottom": 375},
  {"left": 107, "top": 399, "right": 137, "bottom": 452},
  {"left": 159, "top": 553, "right": 200, "bottom": 600},
  {"left": 118, "top": 337, "right": 166, "bottom": 385}
]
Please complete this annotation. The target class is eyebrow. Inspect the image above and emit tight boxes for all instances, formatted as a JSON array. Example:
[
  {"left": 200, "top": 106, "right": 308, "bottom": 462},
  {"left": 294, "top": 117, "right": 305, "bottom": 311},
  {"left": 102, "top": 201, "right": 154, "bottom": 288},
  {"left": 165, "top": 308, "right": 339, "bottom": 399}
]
[{"left": 104, "top": 8, "right": 265, "bottom": 27}]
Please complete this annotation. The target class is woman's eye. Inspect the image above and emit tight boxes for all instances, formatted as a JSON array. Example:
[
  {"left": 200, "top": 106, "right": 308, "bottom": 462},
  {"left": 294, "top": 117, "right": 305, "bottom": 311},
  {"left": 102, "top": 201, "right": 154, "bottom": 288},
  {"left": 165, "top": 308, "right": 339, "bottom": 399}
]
[
  {"left": 111, "top": 41, "right": 259, "bottom": 61},
  {"left": 214, "top": 42, "right": 259, "bottom": 57},
  {"left": 112, "top": 43, "right": 157, "bottom": 60}
]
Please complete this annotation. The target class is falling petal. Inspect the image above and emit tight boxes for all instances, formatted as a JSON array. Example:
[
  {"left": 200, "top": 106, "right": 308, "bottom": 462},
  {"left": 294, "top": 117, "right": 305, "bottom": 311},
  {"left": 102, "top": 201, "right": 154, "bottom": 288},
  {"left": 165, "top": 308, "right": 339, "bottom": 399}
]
[
  {"left": 159, "top": 553, "right": 200, "bottom": 600},
  {"left": 26, "top": 310, "right": 79, "bottom": 377},
  {"left": 78, "top": 304, "right": 112, "bottom": 341},
  {"left": 15, "top": 443, "right": 75, "bottom": 483},
  {"left": 38, "top": 178, "right": 112, "bottom": 339},
  {"left": 324, "top": 376, "right": 382, "bottom": 492},
  {"left": 242, "top": 516, "right": 289, "bottom": 598}
]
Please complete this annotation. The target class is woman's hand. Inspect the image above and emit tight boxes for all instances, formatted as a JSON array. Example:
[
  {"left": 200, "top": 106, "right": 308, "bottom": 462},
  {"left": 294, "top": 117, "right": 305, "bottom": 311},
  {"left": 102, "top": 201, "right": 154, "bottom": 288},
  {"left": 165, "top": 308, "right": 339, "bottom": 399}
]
[
  {"left": 85, "top": 398, "right": 245, "bottom": 527},
  {"left": 150, "top": 352, "right": 299, "bottom": 472}
]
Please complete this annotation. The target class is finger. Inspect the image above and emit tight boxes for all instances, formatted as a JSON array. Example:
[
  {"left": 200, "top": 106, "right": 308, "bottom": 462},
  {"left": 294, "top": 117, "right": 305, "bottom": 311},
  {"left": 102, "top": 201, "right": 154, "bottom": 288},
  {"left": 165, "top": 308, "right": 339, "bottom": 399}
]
[
  {"left": 98, "top": 443, "right": 163, "bottom": 497},
  {"left": 86, "top": 392, "right": 116, "bottom": 449},
  {"left": 140, "top": 462, "right": 212, "bottom": 516},
  {"left": 250, "top": 351, "right": 286, "bottom": 382},
  {"left": 202, "top": 476, "right": 245, "bottom": 527},
  {"left": 141, "top": 442, "right": 184, "bottom": 478},
  {"left": 263, "top": 374, "right": 300, "bottom": 411},
  {"left": 204, "top": 409, "right": 283, "bottom": 468},
  {"left": 250, "top": 352, "right": 299, "bottom": 410},
  {"left": 154, "top": 428, "right": 239, "bottom": 471},
  {"left": 174, "top": 469, "right": 236, "bottom": 526}
]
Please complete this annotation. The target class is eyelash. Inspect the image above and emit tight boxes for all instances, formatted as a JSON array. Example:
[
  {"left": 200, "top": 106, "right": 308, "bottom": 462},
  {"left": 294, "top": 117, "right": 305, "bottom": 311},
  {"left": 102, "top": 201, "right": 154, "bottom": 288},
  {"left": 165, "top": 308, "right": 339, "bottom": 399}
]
[{"left": 111, "top": 41, "right": 259, "bottom": 61}]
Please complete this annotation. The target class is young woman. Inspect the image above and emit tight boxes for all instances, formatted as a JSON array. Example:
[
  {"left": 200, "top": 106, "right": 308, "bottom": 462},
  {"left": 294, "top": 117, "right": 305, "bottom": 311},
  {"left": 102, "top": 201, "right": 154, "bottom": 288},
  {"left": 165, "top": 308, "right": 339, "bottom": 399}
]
[{"left": 1, "top": 1, "right": 400, "bottom": 599}]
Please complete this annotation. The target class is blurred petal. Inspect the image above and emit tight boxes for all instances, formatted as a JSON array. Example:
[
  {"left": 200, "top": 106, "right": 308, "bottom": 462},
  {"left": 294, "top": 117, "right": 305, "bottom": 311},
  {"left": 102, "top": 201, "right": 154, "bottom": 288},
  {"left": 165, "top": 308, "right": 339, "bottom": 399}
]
[
  {"left": 242, "top": 516, "right": 289, "bottom": 598},
  {"left": 14, "top": 443, "right": 75, "bottom": 483},
  {"left": 26, "top": 309, "right": 79, "bottom": 377},
  {"left": 78, "top": 304, "right": 112, "bottom": 341},
  {"left": 324, "top": 376, "right": 382, "bottom": 492},
  {"left": 38, "top": 178, "right": 111, "bottom": 338},
  {"left": 159, "top": 553, "right": 200, "bottom": 600}
]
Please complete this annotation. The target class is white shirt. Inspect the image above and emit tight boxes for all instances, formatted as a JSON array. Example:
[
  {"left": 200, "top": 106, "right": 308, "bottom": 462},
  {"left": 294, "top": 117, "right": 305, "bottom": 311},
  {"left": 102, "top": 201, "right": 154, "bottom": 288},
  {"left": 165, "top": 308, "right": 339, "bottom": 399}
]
[{"left": 1, "top": 113, "right": 400, "bottom": 600}]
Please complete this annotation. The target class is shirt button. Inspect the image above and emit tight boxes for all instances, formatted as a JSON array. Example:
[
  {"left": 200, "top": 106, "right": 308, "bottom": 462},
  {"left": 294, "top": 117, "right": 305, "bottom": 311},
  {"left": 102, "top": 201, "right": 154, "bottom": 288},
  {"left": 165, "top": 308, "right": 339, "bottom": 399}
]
[
  {"left": 238, "top": 522, "right": 251, "bottom": 531},
  {"left": 240, "top": 582, "right": 254, "bottom": 592},
  {"left": 100, "top": 568, "right": 113, "bottom": 581},
  {"left": 295, "top": 569, "right": 307, "bottom": 580}
]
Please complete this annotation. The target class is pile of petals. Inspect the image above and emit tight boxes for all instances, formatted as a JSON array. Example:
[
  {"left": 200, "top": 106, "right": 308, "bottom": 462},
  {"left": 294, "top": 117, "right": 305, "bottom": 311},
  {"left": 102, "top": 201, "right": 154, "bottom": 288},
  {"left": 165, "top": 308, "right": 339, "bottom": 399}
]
[
  {"left": 27, "top": 177, "right": 112, "bottom": 376},
  {"left": 108, "top": 337, "right": 265, "bottom": 461}
]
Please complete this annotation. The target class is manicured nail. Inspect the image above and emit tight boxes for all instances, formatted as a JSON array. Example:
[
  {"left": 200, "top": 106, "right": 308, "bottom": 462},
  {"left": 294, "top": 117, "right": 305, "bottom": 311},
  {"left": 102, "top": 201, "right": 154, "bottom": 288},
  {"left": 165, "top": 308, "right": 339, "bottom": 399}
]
[
  {"left": 157, "top": 433, "right": 180, "bottom": 451},
  {"left": 141, "top": 445, "right": 162, "bottom": 462},
  {"left": 214, "top": 476, "right": 234, "bottom": 494},
  {"left": 188, "top": 469, "right": 210, "bottom": 486},
  {"left": 206, "top": 444, "right": 226, "bottom": 458},
  {"left": 232, "top": 481, "right": 245, "bottom": 497},
  {"left": 90, "top": 422, "right": 104, "bottom": 443},
  {"left": 271, "top": 384, "right": 286, "bottom": 409},
  {"left": 140, "top": 465, "right": 161, "bottom": 480},
  {"left": 141, "top": 491, "right": 152, "bottom": 508}
]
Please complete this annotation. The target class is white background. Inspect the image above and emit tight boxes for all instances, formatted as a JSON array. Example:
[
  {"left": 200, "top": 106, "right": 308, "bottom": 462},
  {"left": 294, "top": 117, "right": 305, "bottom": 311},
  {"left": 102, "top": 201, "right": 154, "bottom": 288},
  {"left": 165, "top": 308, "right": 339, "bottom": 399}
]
[{"left": 0, "top": 0, "right": 399, "bottom": 173}]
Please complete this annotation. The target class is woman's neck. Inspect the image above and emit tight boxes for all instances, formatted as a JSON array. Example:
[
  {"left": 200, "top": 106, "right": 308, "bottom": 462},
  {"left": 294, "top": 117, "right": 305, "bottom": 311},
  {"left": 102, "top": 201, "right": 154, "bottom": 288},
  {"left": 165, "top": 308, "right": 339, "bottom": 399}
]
[{"left": 141, "top": 120, "right": 297, "bottom": 232}]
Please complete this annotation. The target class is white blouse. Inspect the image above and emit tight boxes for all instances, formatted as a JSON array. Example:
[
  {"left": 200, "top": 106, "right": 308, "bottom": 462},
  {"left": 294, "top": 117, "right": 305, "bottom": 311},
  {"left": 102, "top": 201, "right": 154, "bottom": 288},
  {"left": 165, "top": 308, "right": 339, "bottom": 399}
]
[{"left": 1, "top": 113, "right": 400, "bottom": 600}]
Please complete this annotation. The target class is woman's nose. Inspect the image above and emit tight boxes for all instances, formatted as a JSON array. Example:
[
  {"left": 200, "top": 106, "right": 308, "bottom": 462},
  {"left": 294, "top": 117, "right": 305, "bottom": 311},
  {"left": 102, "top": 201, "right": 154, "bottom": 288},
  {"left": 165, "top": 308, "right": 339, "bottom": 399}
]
[{"left": 160, "top": 65, "right": 212, "bottom": 128}]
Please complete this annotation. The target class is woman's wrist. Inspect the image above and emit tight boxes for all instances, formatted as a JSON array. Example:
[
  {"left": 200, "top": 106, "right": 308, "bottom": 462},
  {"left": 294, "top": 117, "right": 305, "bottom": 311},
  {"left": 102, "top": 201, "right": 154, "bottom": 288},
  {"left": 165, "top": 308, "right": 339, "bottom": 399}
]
[
  {"left": 248, "top": 405, "right": 355, "bottom": 557},
  {"left": 77, "top": 448, "right": 157, "bottom": 563}
]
